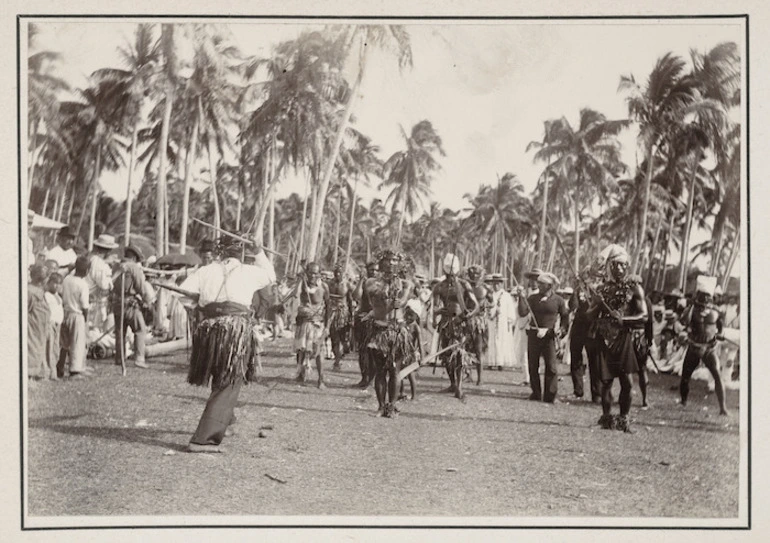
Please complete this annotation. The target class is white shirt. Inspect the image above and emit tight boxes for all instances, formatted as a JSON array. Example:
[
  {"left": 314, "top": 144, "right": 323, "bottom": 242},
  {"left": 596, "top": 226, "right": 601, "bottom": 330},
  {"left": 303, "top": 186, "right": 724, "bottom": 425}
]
[
  {"left": 46, "top": 245, "right": 77, "bottom": 269},
  {"left": 180, "top": 254, "right": 276, "bottom": 308},
  {"left": 45, "top": 292, "right": 64, "bottom": 325},
  {"left": 62, "top": 275, "right": 90, "bottom": 314},
  {"left": 87, "top": 254, "right": 113, "bottom": 295}
]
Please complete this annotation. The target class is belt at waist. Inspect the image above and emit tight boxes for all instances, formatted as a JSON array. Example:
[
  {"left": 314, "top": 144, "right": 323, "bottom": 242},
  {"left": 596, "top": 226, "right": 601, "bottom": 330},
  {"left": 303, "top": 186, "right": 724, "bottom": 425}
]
[{"left": 199, "top": 301, "right": 252, "bottom": 319}]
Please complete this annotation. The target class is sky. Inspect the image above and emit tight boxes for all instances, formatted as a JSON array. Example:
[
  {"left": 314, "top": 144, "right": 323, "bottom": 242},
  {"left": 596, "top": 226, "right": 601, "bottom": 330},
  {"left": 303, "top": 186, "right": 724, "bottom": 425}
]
[{"left": 28, "top": 18, "right": 743, "bottom": 263}]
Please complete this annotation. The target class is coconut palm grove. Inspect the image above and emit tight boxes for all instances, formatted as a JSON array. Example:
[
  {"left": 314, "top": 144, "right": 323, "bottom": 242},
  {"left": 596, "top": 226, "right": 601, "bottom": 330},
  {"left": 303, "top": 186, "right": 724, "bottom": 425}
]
[{"left": 23, "top": 20, "right": 745, "bottom": 524}]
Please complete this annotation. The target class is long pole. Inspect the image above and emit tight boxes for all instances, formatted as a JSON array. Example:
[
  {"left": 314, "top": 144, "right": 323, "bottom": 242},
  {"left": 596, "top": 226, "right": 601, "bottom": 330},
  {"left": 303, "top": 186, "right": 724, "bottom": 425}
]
[{"left": 192, "top": 217, "right": 287, "bottom": 258}]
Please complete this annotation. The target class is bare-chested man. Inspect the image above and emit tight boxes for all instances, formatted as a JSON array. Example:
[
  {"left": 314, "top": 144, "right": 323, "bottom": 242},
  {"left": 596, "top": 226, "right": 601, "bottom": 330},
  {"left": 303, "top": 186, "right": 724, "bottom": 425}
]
[
  {"left": 294, "top": 262, "right": 330, "bottom": 389},
  {"left": 678, "top": 276, "right": 729, "bottom": 415},
  {"left": 353, "top": 261, "right": 379, "bottom": 388},
  {"left": 362, "top": 250, "right": 413, "bottom": 417},
  {"left": 467, "top": 265, "right": 491, "bottom": 385},
  {"left": 587, "top": 245, "right": 648, "bottom": 433},
  {"left": 328, "top": 264, "right": 353, "bottom": 371},
  {"left": 431, "top": 253, "right": 480, "bottom": 401}
]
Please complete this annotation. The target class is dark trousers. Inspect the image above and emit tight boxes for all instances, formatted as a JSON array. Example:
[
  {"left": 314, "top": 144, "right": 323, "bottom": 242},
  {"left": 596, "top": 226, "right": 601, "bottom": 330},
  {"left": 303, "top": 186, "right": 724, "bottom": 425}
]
[
  {"left": 528, "top": 332, "right": 558, "bottom": 402},
  {"left": 570, "top": 332, "right": 602, "bottom": 400},
  {"left": 190, "top": 379, "right": 242, "bottom": 445}
]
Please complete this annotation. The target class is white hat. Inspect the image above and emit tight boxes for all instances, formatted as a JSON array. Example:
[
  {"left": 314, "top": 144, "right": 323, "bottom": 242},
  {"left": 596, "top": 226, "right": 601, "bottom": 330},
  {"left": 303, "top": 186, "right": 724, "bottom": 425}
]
[
  {"left": 537, "top": 272, "right": 560, "bottom": 286},
  {"left": 442, "top": 253, "right": 460, "bottom": 275},
  {"left": 93, "top": 234, "right": 119, "bottom": 250},
  {"left": 601, "top": 244, "right": 629, "bottom": 264},
  {"left": 405, "top": 299, "right": 423, "bottom": 316},
  {"left": 695, "top": 275, "right": 717, "bottom": 296}
]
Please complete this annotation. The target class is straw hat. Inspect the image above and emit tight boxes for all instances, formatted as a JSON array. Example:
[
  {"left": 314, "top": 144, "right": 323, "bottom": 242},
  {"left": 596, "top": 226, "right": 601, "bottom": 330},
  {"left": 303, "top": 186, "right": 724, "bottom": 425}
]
[
  {"left": 537, "top": 272, "right": 560, "bottom": 286},
  {"left": 93, "top": 234, "right": 119, "bottom": 250}
]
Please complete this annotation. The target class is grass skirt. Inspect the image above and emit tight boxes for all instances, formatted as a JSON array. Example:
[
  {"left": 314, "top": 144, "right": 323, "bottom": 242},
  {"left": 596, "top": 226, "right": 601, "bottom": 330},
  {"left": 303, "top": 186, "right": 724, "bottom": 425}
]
[
  {"left": 295, "top": 319, "right": 325, "bottom": 356},
  {"left": 466, "top": 314, "right": 488, "bottom": 353},
  {"left": 367, "top": 321, "right": 410, "bottom": 370},
  {"left": 438, "top": 317, "right": 478, "bottom": 370},
  {"left": 188, "top": 315, "right": 259, "bottom": 389},
  {"left": 597, "top": 325, "right": 642, "bottom": 380}
]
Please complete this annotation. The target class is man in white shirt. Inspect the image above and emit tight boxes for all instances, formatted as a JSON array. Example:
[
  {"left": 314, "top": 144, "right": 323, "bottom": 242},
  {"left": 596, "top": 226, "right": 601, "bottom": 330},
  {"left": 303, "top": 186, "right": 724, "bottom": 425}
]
[
  {"left": 179, "top": 235, "right": 276, "bottom": 453},
  {"left": 45, "top": 226, "right": 77, "bottom": 273},
  {"left": 60, "top": 256, "right": 92, "bottom": 378},
  {"left": 87, "top": 234, "right": 118, "bottom": 333}
]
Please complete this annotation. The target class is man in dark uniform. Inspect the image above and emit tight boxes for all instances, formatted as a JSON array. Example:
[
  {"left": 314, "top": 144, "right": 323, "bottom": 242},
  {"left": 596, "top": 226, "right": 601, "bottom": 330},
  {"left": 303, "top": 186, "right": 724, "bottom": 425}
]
[
  {"left": 517, "top": 272, "right": 569, "bottom": 403},
  {"left": 588, "top": 245, "right": 648, "bottom": 433},
  {"left": 352, "top": 260, "right": 379, "bottom": 388},
  {"left": 569, "top": 278, "right": 602, "bottom": 403},
  {"left": 678, "top": 275, "right": 729, "bottom": 416}
]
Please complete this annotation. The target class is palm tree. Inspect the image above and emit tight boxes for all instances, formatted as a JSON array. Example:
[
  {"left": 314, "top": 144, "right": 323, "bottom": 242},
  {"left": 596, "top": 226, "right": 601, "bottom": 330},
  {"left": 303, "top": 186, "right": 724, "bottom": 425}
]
[
  {"left": 619, "top": 52, "right": 701, "bottom": 272},
  {"left": 381, "top": 120, "right": 445, "bottom": 248},
  {"left": 91, "top": 23, "right": 159, "bottom": 246},
  {"left": 61, "top": 80, "right": 128, "bottom": 249},
  {"left": 464, "top": 173, "right": 531, "bottom": 274},
  {"left": 305, "top": 24, "right": 413, "bottom": 261},
  {"left": 339, "top": 130, "right": 382, "bottom": 271},
  {"left": 27, "top": 23, "right": 69, "bottom": 197},
  {"left": 528, "top": 109, "right": 628, "bottom": 272}
]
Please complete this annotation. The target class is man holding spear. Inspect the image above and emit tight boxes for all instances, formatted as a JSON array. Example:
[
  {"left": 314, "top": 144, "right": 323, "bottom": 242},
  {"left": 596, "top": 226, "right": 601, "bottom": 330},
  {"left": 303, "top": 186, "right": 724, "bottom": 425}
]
[
  {"left": 113, "top": 245, "right": 153, "bottom": 371},
  {"left": 586, "top": 244, "right": 648, "bottom": 433}
]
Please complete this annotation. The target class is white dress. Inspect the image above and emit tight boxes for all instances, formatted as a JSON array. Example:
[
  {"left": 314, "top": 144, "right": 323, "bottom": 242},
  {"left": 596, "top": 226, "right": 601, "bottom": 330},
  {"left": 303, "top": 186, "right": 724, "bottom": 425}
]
[
  {"left": 512, "top": 299, "right": 530, "bottom": 373},
  {"left": 488, "top": 289, "right": 516, "bottom": 367}
]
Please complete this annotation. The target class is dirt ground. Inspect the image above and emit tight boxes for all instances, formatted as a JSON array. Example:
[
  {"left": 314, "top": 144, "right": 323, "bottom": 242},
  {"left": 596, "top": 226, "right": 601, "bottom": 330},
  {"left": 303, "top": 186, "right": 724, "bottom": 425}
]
[{"left": 26, "top": 338, "right": 741, "bottom": 521}]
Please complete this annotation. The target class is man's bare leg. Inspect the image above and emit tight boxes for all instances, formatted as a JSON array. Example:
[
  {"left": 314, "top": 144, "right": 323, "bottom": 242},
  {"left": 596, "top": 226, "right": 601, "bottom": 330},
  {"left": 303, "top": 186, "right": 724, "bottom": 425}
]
[
  {"left": 315, "top": 354, "right": 326, "bottom": 389},
  {"left": 475, "top": 336, "right": 484, "bottom": 386},
  {"left": 296, "top": 351, "right": 306, "bottom": 382},
  {"left": 704, "top": 351, "right": 729, "bottom": 415},
  {"left": 638, "top": 368, "right": 649, "bottom": 409},
  {"left": 374, "top": 367, "right": 387, "bottom": 416}
]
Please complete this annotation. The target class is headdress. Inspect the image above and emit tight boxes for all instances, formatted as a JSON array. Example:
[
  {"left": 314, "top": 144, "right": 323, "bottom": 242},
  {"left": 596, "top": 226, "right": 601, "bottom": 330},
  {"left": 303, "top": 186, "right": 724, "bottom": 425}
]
[
  {"left": 695, "top": 275, "right": 717, "bottom": 297},
  {"left": 442, "top": 253, "right": 460, "bottom": 275}
]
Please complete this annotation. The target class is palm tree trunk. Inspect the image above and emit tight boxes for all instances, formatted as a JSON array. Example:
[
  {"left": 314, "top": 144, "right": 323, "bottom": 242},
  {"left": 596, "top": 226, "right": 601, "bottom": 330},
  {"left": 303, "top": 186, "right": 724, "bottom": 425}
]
[
  {"left": 344, "top": 177, "right": 359, "bottom": 272},
  {"left": 235, "top": 189, "right": 242, "bottom": 231},
  {"left": 720, "top": 231, "right": 739, "bottom": 292},
  {"left": 366, "top": 235, "right": 371, "bottom": 262},
  {"left": 678, "top": 152, "right": 699, "bottom": 290},
  {"left": 634, "top": 142, "right": 656, "bottom": 273},
  {"left": 164, "top": 179, "right": 170, "bottom": 255},
  {"left": 28, "top": 119, "right": 40, "bottom": 198},
  {"left": 52, "top": 186, "right": 61, "bottom": 222},
  {"left": 396, "top": 198, "right": 407, "bottom": 250},
  {"left": 646, "top": 219, "right": 662, "bottom": 290},
  {"left": 333, "top": 182, "right": 342, "bottom": 264},
  {"left": 429, "top": 237, "right": 435, "bottom": 278},
  {"left": 41, "top": 187, "right": 50, "bottom": 217},
  {"left": 297, "top": 170, "right": 311, "bottom": 272},
  {"left": 156, "top": 85, "right": 173, "bottom": 256},
  {"left": 306, "top": 40, "right": 368, "bottom": 261},
  {"left": 574, "top": 198, "right": 580, "bottom": 275},
  {"left": 87, "top": 145, "right": 102, "bottom": 251},
  {"left": 268, "top": 174, "right": 276, "bottom": 263},
  {"left": 547, "top": 236, "right": 557, "bottom": 273},
  {"left": 537, "top": 168, "right": 550, "bottom": 269},
  {"left": 180, "top": 106, "right": 200, "bottom": 255},
  {"left": 207, "top": 140, "right": 221, "bottom": 232},
  {"left": 65, "top": 183, "right": 76, "bottom": 225},
  {"left": 253, "top": 147, "right": 284, "bottom": 248},
  {"left": 657, "top": 212, "right": 675, "bottom": 291},
  {"left": 124, "top": 122, "right": 139, "bottom": 246}
]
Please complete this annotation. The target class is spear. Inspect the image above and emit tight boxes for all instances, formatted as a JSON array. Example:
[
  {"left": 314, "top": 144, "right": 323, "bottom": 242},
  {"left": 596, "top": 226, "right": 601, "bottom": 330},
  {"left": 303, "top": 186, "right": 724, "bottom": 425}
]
[
  {"left": 192, "top": 217, "right": 287, "bottom": 258},
  {"left": 151, "top": 281, "right": 199, "bottom": 300},
  {"left": 398, "top": 342, "right": 462, "bottom": 381}
]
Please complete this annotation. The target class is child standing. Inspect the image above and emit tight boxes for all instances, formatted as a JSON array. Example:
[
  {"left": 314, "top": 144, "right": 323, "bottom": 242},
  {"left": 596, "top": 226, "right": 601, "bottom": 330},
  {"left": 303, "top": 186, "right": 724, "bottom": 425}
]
[
  {"left": 44, "top": 273, "right": 64, "bottom": 380},
  {"left": 28, "top": 264, "right": 50, "bottom": 381},
  {"left": 59, "top": 256, "right": 91, "bottom": 379}
]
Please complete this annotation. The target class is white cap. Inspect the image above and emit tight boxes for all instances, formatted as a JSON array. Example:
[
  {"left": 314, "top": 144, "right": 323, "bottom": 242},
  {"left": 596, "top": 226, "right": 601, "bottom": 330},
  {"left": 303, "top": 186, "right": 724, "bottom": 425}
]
[{"left": 695, "top": 275, "right": 717, "bottom": 296}]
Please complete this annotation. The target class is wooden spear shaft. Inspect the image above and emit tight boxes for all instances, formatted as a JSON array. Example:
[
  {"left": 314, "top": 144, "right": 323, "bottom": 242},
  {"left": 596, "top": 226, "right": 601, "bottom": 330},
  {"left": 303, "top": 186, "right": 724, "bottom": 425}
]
[{"left": 192, "top": 217, "right": 287, "bottom": 258}]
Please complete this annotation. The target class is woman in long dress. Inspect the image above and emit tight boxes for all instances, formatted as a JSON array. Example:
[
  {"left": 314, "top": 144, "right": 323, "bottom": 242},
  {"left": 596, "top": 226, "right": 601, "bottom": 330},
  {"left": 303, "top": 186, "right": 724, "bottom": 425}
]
[{"left": 486, "top": 274, "right": 516, "bottom": 368}]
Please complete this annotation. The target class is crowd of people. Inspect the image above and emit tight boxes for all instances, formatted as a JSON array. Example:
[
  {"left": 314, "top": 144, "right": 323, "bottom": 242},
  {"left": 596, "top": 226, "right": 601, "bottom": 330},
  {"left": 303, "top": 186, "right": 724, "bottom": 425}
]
[{"left": 27, "top": 218, "right": 741, "bottom": 453}]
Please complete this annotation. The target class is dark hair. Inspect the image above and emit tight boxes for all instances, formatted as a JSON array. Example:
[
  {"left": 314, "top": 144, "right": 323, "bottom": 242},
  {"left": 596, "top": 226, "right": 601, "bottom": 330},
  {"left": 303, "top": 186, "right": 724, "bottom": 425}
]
[
  {"left": 74, "top": 256, "right": 91, "bottom": 276},
  {"left": 47, "top": 272, "right": 62, "bottom": 284},
  {"left": 29, "top": 264, "right": 47, "bottom": 284}
]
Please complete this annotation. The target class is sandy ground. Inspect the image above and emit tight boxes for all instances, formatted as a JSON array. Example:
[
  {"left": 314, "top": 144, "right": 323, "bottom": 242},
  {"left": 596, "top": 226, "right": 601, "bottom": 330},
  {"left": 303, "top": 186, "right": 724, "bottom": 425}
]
[{"left": 26, "top": 338, "right": 740, "bottom": 521}]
